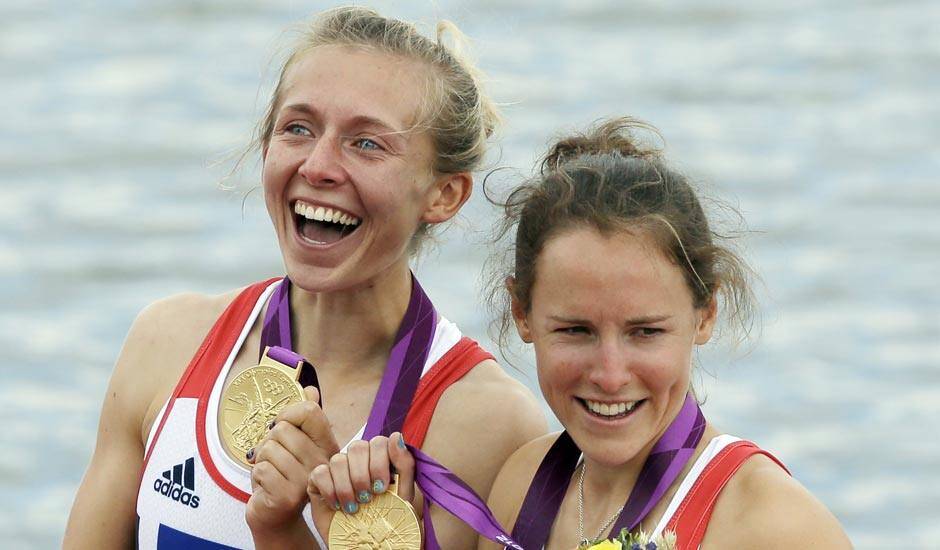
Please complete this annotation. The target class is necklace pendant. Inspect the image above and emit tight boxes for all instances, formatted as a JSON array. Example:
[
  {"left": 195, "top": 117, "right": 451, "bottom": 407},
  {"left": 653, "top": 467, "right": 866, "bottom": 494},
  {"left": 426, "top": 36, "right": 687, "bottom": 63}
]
[{"left": 580, "top": 538, "right": 590, "bottom": 547}]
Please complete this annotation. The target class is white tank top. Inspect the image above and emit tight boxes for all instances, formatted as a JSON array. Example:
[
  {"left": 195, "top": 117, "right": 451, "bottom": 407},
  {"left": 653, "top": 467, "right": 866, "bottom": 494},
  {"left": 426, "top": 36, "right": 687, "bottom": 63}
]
[{"left": 135, "top": 280, "right": 464, "bottom": 549}]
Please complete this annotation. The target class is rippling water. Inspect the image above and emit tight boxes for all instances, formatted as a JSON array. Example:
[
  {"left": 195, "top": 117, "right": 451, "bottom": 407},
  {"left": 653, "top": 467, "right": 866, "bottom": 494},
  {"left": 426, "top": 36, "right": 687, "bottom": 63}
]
[{"left": 2, "top": 1, "right": 938, "bottom": 547}]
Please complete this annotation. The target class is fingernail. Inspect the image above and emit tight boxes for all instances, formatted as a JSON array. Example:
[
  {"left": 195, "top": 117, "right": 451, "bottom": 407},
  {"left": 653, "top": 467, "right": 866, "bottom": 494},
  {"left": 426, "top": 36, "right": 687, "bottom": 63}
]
[
  {"left": 246, "top": 448, "right": 255, "bottom": 461},
  {"left": 344, "top": 501, "right": 358, "bottom": 514},
  {"left": 372, "top": 479, "right": 385, "bottom": 494},
  {"left": 333, "top": 500, "right": 341, "bottom": 511},
  {"left": 398, "top": 435, "right": 406, "bottom": 449},
  {"left": 357, "top": 490, "right": 371, "bottom": 503},
  {"left": 266, "top": 419, "right": 276, "bottom": 430}
]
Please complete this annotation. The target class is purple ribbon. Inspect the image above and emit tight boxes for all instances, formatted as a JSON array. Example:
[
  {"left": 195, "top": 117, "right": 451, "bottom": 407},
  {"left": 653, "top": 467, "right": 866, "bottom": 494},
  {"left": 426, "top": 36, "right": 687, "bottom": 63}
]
[
  {"left": 259, "top": 277, "right": 320, "bottom": 391},
  {"left": 511, "top": 394, "right": 706, "bottom": 548}
]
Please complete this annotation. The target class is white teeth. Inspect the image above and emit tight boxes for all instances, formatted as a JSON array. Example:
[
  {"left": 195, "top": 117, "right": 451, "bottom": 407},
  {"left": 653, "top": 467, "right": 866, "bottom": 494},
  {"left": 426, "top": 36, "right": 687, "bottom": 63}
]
[
  {"left": 293, "top": 201, "right": 361, "bottom": 226},
  {"left": 584, "top": 399, "right": 639, "bottom": 417}
]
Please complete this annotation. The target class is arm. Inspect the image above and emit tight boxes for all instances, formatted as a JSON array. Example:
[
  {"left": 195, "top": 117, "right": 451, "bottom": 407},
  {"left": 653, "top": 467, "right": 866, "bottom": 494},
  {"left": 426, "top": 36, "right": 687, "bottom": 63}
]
[
  {"left": 418, "top": 359, "right": 547, "bottom": 550},
  {"left": 64, "top": 294, "right": 222, "bottom": 549},
  {"left": 703, "top": 453, "right": 853, "bottom": 549}
]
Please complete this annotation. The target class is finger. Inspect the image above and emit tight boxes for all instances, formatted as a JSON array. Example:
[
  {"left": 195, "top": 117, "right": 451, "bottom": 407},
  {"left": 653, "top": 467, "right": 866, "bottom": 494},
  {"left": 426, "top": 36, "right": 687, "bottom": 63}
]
[
  {"left": 253, "top": 438, "right": 307, "bottom": 485},
  {"left": 275, "top": 399, "right": 340, "bottom": 457},
  {"left": 308, "top": 464, "right": 340, "bottom": 512},
  {"left": 264, "top": 419, "right": 330, "bottom": 471},
  {"left": 388, "top": 432, "right": 416, "bottom": 503},
  {"left": 345, "top": 440, "right": 373, "bottom": 506},
  {"left": 330, "top": 453, "right": 359, "bottom": 515},
  {"left": 368, "top": 436, "right": 391, "bottom": 495},
  {"left": 250, "top": 457, "right": 290, "bottom": 497},
  {"left": 303, "top": 385, "right": 320, "bottom": 405}
]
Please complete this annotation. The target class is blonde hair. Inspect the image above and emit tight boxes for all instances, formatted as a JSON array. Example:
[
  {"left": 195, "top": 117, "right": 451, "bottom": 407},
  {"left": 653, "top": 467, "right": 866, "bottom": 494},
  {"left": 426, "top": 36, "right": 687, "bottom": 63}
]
[{"left": 249, "top": 7, "right": 500, "bottom": 249}]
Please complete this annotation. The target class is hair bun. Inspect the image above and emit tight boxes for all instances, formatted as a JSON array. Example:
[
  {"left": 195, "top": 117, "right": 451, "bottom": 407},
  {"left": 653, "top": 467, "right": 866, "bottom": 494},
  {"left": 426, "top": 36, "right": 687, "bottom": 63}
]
[{"left": 541, "top": 117, "right": 662, "bottom": 173}]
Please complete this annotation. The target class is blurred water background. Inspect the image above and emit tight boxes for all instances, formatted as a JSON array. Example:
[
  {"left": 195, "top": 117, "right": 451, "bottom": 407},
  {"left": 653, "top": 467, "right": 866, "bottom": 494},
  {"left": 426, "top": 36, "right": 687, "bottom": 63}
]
[{"left": 1, "top": 0, "right": 938, "bottom": 547}]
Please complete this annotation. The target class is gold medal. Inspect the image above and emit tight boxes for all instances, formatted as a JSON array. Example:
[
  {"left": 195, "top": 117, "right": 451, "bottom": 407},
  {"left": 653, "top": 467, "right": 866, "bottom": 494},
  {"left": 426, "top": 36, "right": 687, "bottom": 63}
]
[
  {"left": 328, "top": 475, "right": 422, "bottom": 549},
  {"left": 220, "top": 346, "right": 306, "bottom": 467}
]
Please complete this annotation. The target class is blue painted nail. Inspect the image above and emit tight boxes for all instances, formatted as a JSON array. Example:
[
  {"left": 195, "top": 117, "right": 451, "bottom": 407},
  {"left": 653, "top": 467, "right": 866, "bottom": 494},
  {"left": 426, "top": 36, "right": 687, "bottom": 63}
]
[
  {"left": 372, "top": 479, "right": 385, "bottom": 494},
  {"left": 246, "top": 448, "right": 255, "bottom": 461},
  {"left": 333, "top": 500, "right": 341, "bottom": 511},
  {"left": 398, "top": 435, "right": 406, "bottom": 449},
  {"left": 266, "top": 419, "right": 276, "bottom": 430},
  {"left": 357, "top": 490, "right": 371, "bottom": 503},
  {"left": 344, "top": 501, "right": 359, "bottom": 514}
]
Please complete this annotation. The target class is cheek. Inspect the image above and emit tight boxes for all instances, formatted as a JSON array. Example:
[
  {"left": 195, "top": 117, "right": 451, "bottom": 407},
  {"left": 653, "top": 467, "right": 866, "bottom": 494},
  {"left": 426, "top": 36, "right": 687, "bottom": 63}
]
[
  {"left": 632, "top": 344, "right": 692, "bottom": 390},
  {"left": 534, "top": 344, "right": 585, "bottom": 393}
]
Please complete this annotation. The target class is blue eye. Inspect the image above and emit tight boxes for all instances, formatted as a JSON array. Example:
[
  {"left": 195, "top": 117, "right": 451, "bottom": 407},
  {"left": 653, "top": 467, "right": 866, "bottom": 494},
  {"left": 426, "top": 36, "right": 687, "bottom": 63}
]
[
  {"left": 559, "top": 326, "right": 588, "bottom": 335},
  {"left": 353, "top": 138, "right": 382, "bottom": 151},
  {"left": 285, "top": 124, "right": 312, "bottom": 137}
]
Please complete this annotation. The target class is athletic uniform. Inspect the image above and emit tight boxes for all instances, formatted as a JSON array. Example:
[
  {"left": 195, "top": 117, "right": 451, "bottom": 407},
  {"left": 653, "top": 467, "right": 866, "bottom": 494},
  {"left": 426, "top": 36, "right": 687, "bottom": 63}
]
[
  {"left": 650, "top": 434, "right": 788, "bottom": 549},
  {"left": 534, "top": 435, "right": 787, "bottom": 550},
  {"left": 136, "top": 279, "right": 493, "bottom": 549}
]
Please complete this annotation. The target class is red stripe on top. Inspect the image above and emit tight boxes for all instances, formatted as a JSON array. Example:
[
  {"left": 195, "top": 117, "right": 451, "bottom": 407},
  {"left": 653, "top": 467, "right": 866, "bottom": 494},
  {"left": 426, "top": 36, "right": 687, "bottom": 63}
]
[
  {"left": 195, "top": 280, "right": 279, "bottom": 502},
  {"left": 665, "top": 440, "right": 789, "bottom": 549},
  {"left": 138, "top": 279, "right": 277, "bottom": 488},
  {"left": 402, "top": 337, "right": 494, "bottom": 448}
]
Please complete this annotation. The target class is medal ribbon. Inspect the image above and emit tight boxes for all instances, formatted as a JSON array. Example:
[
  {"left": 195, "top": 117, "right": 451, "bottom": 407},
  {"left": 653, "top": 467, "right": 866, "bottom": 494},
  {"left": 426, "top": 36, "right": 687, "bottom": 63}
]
[
  {"left": 259, "top": 277, "right": 320, "bottom": 390},
  {"left": 511, "top": 393, "right": 706, "bottom": 548},
  {"left": 261, "top": 275, "right": 526, "bottom": 548}
]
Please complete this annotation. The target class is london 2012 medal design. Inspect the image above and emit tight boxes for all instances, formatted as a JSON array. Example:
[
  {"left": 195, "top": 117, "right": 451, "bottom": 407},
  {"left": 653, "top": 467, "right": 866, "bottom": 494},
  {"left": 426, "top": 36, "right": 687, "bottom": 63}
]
[
  {"left": 220, "top": 347, "right": 305, "bottom": 467},
  {"left": 329, "top": 476, "right": 421, "bottom": 549}
]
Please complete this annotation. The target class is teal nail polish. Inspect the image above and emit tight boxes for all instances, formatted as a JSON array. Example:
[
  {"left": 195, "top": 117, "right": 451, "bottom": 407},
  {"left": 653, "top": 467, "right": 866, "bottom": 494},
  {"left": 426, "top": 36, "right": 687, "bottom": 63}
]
[
  {"left": 245, "top": 448, "right": 255, "bottom": 461},
  {"left": 344, "top": 501, "right": 359, "bottom": 514},
  {"left": 372, "top": 479, "right": 385, "bottom": 494},
  {"left": 398, "top": 435, "right": 406, "bottom": 449},
  {"left": 333, "top": 500, "right": 341, "bottom": 511},
  {"left": 357, "top": 490, "right": 371, "bottom": 503}
]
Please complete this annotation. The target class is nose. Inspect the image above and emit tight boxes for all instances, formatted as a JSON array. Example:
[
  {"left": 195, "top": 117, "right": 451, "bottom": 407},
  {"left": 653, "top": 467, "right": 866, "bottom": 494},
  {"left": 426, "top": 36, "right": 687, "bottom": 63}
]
[
  {"left": 297, "top": 133, "right": 347, "bottom": 186},
  {"left": 586, "top": 337, "right": 633, "bottom": 394}
]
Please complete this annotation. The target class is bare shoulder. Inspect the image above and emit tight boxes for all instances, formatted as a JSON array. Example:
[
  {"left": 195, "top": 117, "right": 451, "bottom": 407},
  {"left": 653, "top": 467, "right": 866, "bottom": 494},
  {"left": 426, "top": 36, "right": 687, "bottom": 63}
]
[
  {"left": 704, "top": 453, "right": 853, "bottom": 549},
  {"left": 435, "top": 359, "right": 547, "bottom": 447},
  {"left": 478, "top": 432, "right": 562, "bottom": 550},
  {"left": 117, "top": 288, "right": 243, "bottom": 440}
]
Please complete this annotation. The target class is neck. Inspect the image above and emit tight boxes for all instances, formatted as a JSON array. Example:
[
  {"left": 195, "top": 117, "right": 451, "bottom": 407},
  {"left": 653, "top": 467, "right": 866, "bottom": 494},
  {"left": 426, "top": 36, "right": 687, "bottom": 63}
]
[{"left": 287, "top": 261, "right": 415, "bottom": 372}]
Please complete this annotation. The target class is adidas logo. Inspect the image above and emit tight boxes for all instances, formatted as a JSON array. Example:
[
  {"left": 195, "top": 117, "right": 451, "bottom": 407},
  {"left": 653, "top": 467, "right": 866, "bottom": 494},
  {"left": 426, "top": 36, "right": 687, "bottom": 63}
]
[{"left": 152, "top": 457, "right": 200, "bottom": 509}]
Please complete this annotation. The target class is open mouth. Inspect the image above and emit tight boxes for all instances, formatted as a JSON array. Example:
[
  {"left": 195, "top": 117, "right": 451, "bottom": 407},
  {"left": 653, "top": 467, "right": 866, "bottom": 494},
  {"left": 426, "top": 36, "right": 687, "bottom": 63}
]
[
  {"left": 578, "top": 398, "right": 645, "bottom": 420},
  {"left": 293, "top": 200, "right": 361, "bottom": 245}
]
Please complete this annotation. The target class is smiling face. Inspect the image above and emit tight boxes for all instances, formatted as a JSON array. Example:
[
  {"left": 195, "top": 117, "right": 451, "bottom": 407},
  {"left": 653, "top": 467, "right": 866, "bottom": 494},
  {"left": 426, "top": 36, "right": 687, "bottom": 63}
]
[
  {"left": 511, "top": 226, "right": 716, "bottom": 467},
  {"left": 262, "top": 45, "right": 465, "bottom": 292}
]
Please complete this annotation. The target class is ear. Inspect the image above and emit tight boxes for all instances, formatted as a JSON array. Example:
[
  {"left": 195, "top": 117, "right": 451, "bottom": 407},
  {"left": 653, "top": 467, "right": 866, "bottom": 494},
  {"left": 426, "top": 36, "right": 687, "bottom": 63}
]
[
  {"left": 507, "top": 277, "right": 533, "bottom": 343},
  {"left": 693, "top": 295, "right": 718, "bottom": 345},
  {"left": 421, "top": 172, "right": 473, "bottom": 224}
]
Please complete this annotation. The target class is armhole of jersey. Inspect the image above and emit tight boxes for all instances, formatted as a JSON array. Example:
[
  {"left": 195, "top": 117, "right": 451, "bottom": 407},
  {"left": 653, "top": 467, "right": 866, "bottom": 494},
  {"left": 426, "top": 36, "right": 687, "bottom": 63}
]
[
  {"left": 664, "top": 440, "right": 789, "bottom": 549},
  {"left": 401, "top": 337, "right": 494, "bottom": 448},
  {"left": 137, "top": 279, "right": 278, "bottom": 488}
]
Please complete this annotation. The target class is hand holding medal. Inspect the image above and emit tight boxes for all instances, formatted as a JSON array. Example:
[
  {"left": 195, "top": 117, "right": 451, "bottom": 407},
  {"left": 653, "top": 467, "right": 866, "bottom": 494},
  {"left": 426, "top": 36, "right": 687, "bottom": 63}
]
[{"left": 308, "top": 432, "right": 421, "bottom": 549}]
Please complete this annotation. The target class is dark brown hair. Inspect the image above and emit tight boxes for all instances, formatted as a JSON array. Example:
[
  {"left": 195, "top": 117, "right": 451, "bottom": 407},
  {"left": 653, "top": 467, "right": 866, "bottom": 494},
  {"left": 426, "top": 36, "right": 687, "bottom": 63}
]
[{"left": 488, "top": 117, "right": 755, "bottom": 351}]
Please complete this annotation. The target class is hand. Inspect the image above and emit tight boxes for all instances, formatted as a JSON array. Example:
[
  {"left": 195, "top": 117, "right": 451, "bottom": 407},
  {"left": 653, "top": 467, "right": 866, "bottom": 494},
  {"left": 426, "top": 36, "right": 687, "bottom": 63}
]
[
  {"left": 246, "top": 386, "right": 340, "bottom": 534},
  {"left": 307, "top": 432, "right": 415, "bottom": 516}
]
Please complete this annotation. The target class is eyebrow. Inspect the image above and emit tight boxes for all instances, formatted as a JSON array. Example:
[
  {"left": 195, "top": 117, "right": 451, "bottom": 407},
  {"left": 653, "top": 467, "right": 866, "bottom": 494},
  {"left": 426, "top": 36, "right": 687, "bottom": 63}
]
[
  {"left": 280, "top": 103, "right": 405, "bottom": 135},
  {"left": 547, "top": 314, "right": 672, "bottom": 325}
]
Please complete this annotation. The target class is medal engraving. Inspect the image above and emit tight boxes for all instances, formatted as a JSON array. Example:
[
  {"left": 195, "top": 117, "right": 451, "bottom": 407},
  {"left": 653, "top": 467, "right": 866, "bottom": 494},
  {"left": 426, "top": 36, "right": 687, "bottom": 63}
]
[
  {"left": 329, "top": 479, "right": 421, "bottom": 549},
  {"left": 220, "top": 356, "right": 304, "bottom": 467}
]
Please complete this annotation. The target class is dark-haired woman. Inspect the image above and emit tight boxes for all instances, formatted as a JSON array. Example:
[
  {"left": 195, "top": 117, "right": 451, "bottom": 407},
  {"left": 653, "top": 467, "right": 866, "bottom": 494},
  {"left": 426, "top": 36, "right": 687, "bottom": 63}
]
[{"left": 478, "top": 118, "right": 851, "bottom": 549}]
